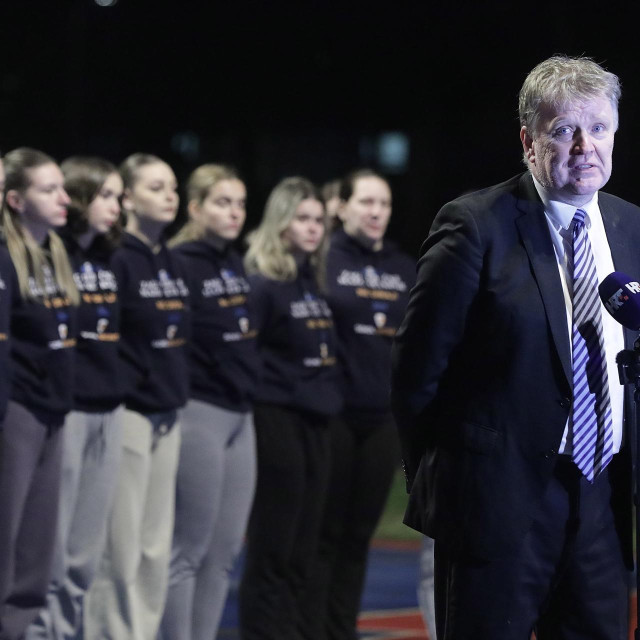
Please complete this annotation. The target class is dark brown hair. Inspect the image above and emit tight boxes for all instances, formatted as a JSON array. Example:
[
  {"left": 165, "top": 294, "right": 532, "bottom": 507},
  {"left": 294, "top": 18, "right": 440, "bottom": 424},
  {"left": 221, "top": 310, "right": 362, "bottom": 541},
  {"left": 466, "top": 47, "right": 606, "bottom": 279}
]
[
  {"left": 61, "top": 156, "right": 123, "bottom": 252},
  {"left": 339, "top": 168, "right": 389, "bottom": 202}
]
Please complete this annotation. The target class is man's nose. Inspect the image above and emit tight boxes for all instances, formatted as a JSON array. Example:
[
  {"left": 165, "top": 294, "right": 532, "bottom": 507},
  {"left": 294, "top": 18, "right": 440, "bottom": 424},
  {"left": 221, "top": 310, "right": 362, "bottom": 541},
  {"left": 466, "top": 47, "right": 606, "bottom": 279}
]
[{"left": 573, "top": 130, "right": 594, "bottom": 154}]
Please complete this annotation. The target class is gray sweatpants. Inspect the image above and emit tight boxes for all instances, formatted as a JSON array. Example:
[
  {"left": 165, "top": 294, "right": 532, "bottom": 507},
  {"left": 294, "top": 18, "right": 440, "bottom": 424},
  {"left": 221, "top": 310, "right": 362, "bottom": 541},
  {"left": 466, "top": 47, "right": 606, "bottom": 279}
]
[
  {"left": 84, "top": 409, "right": 181, "bottom": 640},
  {"left": 25, "top": 406, "right": 124, "bottom": 640},
  {"left": 159, "top": 400, "right": 256, "bottom": 640},
  {"left": 0, "top": 401, "right": 65, "bottom": 640}
]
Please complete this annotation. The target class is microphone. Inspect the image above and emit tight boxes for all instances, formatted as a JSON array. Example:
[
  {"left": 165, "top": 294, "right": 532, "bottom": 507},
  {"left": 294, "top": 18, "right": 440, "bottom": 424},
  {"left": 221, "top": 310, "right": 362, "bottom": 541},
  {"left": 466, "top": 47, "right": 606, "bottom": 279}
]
[{"left": 598, "top": 271, "right": 640, "bottom": 330}]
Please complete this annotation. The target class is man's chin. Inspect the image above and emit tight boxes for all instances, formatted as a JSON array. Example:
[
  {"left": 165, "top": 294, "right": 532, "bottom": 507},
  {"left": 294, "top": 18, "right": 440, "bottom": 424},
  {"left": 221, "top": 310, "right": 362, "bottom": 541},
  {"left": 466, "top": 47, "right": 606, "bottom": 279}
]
[
  {"left": 571, "top": 171, "right": 610, "bottom": 192},
  {"left": 554, "top": 177, "right": 608, "bottom": 204}
]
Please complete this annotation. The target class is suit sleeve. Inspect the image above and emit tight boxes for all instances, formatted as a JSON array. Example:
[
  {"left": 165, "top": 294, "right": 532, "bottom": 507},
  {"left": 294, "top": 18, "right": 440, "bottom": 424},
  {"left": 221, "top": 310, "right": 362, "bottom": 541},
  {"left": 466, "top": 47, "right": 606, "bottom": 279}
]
[{"left": 390, "top": 199, "right": 484, "bottom": 488}]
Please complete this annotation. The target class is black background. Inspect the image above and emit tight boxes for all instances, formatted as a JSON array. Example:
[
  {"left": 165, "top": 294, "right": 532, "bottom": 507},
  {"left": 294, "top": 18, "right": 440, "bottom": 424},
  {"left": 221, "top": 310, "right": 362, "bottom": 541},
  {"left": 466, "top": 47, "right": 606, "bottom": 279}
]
[{"left": 1, "top": 0, "right": 638, "bottom": 255}]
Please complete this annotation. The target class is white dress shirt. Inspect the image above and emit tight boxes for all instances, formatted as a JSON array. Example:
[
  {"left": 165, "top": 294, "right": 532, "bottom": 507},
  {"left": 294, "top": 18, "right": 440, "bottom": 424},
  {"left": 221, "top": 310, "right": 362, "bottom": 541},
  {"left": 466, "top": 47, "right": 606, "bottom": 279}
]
[{"left": 532, "top": 177, "right": 625, "bottom": 454}]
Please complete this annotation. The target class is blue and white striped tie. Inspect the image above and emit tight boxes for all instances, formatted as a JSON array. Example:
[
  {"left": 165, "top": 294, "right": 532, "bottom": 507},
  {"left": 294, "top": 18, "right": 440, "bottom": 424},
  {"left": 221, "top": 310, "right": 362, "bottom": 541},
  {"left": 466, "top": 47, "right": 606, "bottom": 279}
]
[{"left": 570, "top": 208, "right": 613, "bottom": 482}]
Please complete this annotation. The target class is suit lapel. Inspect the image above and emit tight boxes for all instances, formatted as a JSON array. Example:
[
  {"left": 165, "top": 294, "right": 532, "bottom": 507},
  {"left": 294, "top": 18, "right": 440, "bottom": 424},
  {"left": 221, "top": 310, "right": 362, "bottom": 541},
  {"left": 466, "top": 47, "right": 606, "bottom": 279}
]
[
  {"left": 600, "top": 195, "right": 637, "bottom": 350},
  {"left": 600, "top": 195, "right": 634, "bottom": 277},
  {"left": 515, "top": 174, "right": 572, "bottom": 384}
]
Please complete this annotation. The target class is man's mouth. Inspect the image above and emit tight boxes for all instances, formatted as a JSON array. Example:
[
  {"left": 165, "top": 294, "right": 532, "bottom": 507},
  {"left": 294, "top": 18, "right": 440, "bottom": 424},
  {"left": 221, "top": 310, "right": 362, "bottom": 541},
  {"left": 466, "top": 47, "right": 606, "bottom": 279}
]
[{"left": 571, "top": 163, "right": 596, "bottom": 171}]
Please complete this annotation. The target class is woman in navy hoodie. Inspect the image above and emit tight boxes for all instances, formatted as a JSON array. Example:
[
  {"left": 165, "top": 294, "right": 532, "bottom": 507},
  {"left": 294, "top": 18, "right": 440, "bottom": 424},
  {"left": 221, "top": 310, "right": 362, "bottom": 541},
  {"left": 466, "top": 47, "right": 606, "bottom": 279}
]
[
  {"left": 84, "top": 153, "right": 189, "bottom": 640},
  {"left": 26, "top": 156, "right": 125, "bottom": 640},
  {"left": 239, "top": 177, "right": 342, "bottom": 640},
  {"left": 303, "top": 169, "right": 415, "bottom": 640},
  {"left": 0, "top": 147, "right": 79, "bottom": 639},
  {"left": 161, "top": 164, "right": 258, "bottom": 640}
]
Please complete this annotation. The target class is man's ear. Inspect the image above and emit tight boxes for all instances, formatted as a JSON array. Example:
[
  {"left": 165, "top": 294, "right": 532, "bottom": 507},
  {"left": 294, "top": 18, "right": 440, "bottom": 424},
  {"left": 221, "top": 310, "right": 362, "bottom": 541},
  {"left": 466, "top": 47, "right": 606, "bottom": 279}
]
[
  {"left": 5, "top": 189, "right": 24, "bottom": 214},
  {"left": 520, "top": 126, "right": 535, "bottom": 164}
]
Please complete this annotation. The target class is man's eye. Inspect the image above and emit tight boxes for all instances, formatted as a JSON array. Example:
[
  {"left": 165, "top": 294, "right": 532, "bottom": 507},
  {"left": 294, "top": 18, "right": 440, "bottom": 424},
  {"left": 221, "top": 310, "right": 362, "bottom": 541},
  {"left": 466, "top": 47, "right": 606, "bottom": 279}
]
[{"left": 554, "top": 126, "right": 572, "bottom": 137}]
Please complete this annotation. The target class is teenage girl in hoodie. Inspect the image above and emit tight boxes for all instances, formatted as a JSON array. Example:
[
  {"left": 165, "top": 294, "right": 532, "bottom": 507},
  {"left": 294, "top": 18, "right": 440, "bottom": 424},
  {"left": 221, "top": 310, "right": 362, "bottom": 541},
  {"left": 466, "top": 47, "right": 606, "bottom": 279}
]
[
  {"left": 303, "top": 169, "right": 415, "bottom": 640},
  {"left": 26, "top": 156, "right": 125, "bottom": 640},
  {"left": 0, "top": 148, "right": 78, "bottom": 639},
  {"left": 161, "top": 164, "right": 258, "bottom": 640},
  {"left": 240, "top": 177, "right": 342, "bottom": 640},
  {"left": 84, "top": 153, "right": 189, "bottom": 640}
]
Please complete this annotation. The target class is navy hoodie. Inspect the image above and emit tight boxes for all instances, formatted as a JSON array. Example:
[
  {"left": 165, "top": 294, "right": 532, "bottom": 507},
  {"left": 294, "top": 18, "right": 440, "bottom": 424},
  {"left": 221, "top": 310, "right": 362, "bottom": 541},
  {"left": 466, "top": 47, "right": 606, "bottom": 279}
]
[
  {"left": 326, "top": 229, "right": 415, "bottom": 415},
  {"left": 112, "top": 233, "right": 190, "bottom": 413},
  {"left": 63, "top": 235, "right": 123, "bottom": 412},
  {"left": 8, "top": 243, "right": 77, "bottom": 417},
  {"left": 250, "top": 262, "right": 342, "bottom": 416},
  {"left": 0, "top": 244, "right": 15, "bottom": 420},
  {"left": 173, "top": 240, "right": 259, "bottom": 412}
]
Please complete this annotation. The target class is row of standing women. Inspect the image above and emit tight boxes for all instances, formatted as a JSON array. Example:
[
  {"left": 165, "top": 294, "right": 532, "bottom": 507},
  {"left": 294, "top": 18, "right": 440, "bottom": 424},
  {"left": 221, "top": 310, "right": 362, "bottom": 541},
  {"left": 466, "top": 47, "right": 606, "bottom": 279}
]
[{"left": 0, "top": 148, "right": 415, "bottom": 640}]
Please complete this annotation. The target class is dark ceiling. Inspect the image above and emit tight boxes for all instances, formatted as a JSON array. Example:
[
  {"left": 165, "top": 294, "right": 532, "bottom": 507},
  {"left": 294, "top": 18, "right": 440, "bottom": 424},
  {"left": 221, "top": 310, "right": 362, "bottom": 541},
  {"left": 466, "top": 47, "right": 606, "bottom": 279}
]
[{"left": 1, "top": 0, "right": 638, "bottom": 253}]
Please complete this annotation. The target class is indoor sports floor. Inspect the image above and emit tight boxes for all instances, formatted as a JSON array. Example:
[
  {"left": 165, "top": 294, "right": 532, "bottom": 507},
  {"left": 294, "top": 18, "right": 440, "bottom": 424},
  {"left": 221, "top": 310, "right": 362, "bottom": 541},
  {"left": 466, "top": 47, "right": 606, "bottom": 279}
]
[{"left": 218, "top": 540, "right": 429, "bottom": 639}]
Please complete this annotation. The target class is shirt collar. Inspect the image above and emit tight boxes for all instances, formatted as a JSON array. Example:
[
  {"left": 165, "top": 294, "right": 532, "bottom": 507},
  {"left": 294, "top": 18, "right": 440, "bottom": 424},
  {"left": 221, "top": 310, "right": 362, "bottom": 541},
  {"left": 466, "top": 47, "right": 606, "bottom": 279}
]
[{"left": 531, "top": 174, "right": 600, "bottom": 232}]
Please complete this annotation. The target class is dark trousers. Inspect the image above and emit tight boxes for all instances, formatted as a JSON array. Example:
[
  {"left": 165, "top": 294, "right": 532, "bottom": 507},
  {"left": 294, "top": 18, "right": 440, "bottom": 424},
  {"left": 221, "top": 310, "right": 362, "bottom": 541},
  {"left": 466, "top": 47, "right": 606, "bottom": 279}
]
[
  {"left": 239, "top": 403, "right": 331, "bottom": 640},
  {"left": 0, "top": 401, "right": 65, "bottom": 640},
  {"left": 434, "top": 456, "right": 629, "bottom": 640},
  {"left": 300, "top": 412, "right": 400, "bottom": 640}
]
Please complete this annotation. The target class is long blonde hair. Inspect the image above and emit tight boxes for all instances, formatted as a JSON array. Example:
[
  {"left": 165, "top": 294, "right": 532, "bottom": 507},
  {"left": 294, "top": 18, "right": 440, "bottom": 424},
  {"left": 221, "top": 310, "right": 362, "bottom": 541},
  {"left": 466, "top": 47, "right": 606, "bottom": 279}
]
[
  {"left": 1, "top": 148, "right": 79, "bottom": 304},
  {"left": 244, "top": 176, "right": 327, "bottom": 288},
  {"left": 169, "top": 164, "right": 241, "bottom": 248}
]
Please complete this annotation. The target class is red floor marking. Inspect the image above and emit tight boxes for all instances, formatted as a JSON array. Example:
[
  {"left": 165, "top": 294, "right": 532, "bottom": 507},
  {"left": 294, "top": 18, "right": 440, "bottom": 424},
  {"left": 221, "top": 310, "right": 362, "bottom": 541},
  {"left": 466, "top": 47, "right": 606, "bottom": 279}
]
[
  {"left": 357, "top": 593, "right": 638, "bottom": 640},
  {"left": 357, "top": 608, "right": 429, "bottom": 639},
  {"left": 370, "top": 539, "right": 423, "bottom": 552}
]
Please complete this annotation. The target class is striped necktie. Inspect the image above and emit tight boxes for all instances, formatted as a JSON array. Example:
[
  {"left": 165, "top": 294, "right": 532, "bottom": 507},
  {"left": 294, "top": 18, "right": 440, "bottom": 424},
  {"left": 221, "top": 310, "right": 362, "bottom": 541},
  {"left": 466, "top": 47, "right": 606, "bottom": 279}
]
[{"left": 570, "top": 208, "right": 613, "bottom": 482}]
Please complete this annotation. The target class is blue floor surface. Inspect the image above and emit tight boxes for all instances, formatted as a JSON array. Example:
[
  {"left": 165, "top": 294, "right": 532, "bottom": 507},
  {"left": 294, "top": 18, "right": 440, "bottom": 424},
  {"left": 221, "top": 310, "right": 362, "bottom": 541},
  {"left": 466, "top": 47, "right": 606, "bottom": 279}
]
[{"left": 218, "top": 543, "right": 421, "bottom": 638}]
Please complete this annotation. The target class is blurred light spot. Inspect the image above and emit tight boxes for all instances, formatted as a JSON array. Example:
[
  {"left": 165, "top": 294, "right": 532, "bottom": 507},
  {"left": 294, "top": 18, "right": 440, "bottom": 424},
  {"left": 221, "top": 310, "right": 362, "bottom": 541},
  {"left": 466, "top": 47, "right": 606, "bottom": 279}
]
[
  {"left": 171, "top": 131, "right": 200, "bottom": 163},
  {"left": 377, "top": 132, "right": 409, "bottom": 174},
  {"left": 359, "top": 132, "right": 410, "bottom": 174}
]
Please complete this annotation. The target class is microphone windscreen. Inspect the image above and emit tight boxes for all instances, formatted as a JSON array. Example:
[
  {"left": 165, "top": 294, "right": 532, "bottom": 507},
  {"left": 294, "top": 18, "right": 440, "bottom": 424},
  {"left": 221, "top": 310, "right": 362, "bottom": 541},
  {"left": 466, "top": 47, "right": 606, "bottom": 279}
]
[{"left": 598, "top": 272, "right": 640, "bottom": 330}]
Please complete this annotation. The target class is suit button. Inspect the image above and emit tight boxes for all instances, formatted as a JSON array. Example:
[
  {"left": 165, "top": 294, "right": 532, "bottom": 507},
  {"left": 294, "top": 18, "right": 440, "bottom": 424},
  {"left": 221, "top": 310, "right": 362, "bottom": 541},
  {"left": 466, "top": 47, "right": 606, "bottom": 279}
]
[
  {"left": 558, "top": 397, "right": 571, "bottom": 409},
  {"left": 543, "top": 449, "right": 557, "bottom": 459}
]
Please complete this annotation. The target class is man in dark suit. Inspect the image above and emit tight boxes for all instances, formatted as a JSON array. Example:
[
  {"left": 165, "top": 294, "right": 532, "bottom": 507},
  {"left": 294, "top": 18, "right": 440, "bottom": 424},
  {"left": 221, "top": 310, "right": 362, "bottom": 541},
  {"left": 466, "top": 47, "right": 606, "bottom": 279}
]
[{"left": 391, "top": 55, "right": 640, "bottom": 639}]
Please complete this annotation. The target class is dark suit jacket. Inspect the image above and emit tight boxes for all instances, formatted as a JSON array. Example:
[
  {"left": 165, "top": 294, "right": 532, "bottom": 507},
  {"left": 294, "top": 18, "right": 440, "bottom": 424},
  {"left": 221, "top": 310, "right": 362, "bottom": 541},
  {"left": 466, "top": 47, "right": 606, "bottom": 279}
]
[{"left": 390, "top": 172, "right": 640, "bottom": 561}]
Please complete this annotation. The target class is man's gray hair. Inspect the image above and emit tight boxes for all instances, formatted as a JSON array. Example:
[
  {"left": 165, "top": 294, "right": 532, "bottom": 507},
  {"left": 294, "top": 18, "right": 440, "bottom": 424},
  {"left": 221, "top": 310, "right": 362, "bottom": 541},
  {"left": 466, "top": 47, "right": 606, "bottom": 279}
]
[{"left": 519, "top": 55, "right": 621, "bottom": 135}]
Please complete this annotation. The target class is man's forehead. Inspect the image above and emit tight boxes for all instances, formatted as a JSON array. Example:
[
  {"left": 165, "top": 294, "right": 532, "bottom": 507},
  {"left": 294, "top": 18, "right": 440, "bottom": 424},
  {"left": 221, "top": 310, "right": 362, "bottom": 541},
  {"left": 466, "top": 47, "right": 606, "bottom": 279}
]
[{"left": 537, "top": 95, "right": 616, "bottom": 122}]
